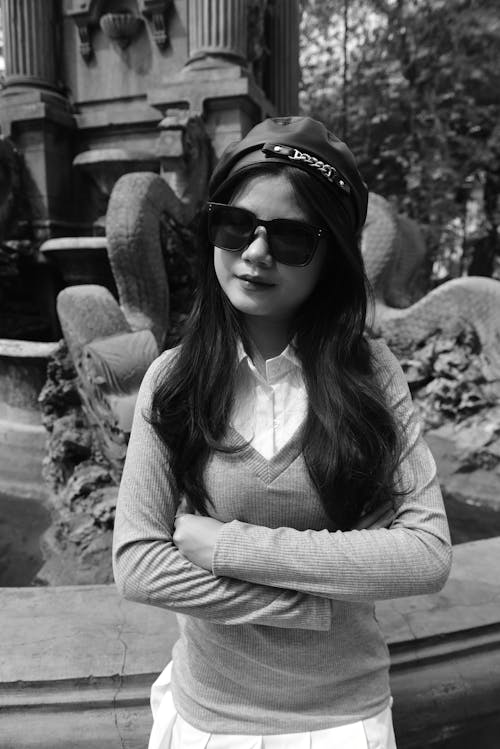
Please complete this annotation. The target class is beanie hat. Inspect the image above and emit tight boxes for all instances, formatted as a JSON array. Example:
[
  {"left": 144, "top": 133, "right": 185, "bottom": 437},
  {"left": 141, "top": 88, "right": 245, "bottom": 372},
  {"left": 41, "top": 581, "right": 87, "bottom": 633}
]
[{"left": 208, "top": 116, "right": 368, "bottom": 235}]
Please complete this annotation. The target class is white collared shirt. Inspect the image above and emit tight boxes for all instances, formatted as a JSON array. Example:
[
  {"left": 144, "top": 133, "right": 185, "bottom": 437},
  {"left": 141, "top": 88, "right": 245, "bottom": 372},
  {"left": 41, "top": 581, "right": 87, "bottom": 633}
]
[{"left": 231, "top": 341, "right": 307, "bottom": 459}]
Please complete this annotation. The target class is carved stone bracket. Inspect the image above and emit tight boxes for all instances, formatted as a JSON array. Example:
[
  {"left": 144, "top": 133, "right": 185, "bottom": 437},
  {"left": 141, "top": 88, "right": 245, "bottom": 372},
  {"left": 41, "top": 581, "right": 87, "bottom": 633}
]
[
  {"left": 99, "top": 12, "right": 144, "bottom": 49},
  {"left": 64, "top": 0, "right": 173, "bottom": 61},
  {"left": 77, "top": 24, "right": 93, "bottom": 61},
  {"left": 63, "top": 0, "right": 102, "bottom": 61},
  {"left": 139, "top": 0, "right": 173, "bottom": 50}
]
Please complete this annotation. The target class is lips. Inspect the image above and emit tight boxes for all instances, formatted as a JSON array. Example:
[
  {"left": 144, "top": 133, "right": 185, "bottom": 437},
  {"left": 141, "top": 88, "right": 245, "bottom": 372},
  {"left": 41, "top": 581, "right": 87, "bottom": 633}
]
[{"left": 237, "top": 274, "right": 275, "bottom": 287}]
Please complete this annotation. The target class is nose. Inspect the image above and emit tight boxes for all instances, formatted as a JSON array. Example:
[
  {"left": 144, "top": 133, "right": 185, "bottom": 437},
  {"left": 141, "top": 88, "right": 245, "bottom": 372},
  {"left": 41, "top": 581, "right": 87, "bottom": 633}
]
[{"left": 240, "top": 225, "right": 273, "bottom": 266}]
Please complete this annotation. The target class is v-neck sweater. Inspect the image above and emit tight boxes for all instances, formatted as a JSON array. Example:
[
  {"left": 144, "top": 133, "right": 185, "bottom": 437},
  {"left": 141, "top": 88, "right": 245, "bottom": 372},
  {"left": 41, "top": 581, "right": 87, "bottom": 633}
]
[{"left": 112, "top": 338, "right": 452, "bottom": 735}]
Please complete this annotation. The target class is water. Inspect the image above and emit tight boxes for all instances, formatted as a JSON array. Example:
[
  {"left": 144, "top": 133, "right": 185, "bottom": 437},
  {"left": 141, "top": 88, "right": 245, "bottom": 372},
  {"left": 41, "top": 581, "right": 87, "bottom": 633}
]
[
  {"left": 444, "top": 491, "right": 500, "bottom": 545},
  {"left": 0, "top": 494, "right": 52, "bottom": 586}
]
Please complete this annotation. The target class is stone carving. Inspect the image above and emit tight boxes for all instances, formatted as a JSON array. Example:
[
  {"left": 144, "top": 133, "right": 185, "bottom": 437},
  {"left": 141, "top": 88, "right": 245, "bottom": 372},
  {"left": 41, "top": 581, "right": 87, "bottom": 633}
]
[
  {"left": 102, "top": 115, "right": 210, "bottom": 350},
  {"left": 105, "top": 173, "right": 173, "bottom": 350},
  {"left": 363, "top": 193, "right": 500, "bottom": 542},
  {"left": 56, "top": 284, "right": 159, "bottom": 477},
  {"left": 139, "top": 0, "right": 173, "bottom": 50},
  {"left": 36, "top": 285, "right": 145, "bottom": 583},
  {"left": 41, "top": 142, "right": 200, "bottom": 584},
  {"left": 62, "top": 0, "right": 101, "bottom": 61},
  {"left": 37, "top": 339, "right": 123, "bottom": 586},
  {"left": 65, "top": 0, "right": 173, "bottom": 60},
  {"left": 99, "top": 12, "right": 144, "bottom": 49},
  {"left": 54, "top": 117, "right": 209, "bottom": 469},
  {"left": 362, "top": 193, "right": 500, "bottom": 375},
  {"left": 41, "top": 321, "right": 142, "bottom": 575}
]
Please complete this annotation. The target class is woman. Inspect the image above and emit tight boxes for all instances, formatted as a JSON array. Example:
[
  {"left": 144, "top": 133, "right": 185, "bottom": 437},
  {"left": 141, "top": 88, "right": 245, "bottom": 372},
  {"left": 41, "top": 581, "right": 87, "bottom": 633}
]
[{"left": 113, "top": 116, "right": 452, "bottom": 748}]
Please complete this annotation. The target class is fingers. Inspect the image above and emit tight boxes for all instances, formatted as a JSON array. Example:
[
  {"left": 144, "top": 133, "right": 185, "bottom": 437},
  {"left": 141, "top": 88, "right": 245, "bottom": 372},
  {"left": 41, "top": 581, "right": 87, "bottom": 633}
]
[{"left": 175, "top": 495, "right": 191, "bottom": 519}]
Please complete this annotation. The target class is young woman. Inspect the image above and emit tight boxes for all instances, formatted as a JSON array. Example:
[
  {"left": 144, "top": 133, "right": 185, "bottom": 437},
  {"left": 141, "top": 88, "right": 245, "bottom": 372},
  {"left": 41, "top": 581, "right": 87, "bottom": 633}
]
[{"left": 113, "top": 116, "right": 452, "bottom": 749}]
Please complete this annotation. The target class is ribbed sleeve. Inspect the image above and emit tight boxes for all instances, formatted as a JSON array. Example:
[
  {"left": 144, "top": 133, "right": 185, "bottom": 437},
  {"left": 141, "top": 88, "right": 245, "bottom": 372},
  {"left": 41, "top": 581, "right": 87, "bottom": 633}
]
[
  {"left": 212, "top": 340, "right": 452, "bottom": 601},
  {"left": 112, "top": 350, "right": 332, "bottom": 631}
]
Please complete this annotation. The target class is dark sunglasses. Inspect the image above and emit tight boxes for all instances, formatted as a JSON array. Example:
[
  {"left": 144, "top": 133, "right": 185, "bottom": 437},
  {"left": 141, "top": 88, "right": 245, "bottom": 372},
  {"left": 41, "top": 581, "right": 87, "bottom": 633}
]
[{"left": 207, "top": 202, "right": 328, "bottom": 266}]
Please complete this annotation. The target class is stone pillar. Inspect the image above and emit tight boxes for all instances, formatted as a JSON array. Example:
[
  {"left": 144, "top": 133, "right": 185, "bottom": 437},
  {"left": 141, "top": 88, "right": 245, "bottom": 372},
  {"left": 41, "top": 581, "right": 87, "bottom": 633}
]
[
  {"left": 2, "top": 0, "right": 58, "bottom": 91},
  {"left": 187, "top": 0, "right": 248, "bottom": 65},
  {"left": 149, "top": 0, "right": 276, "bottom": 166},
  {"left": 266, "top": 0, "right": 300, "bottom": 115},
  {"left": 0, "top": 0, "right": 75, "bottom": 237}
]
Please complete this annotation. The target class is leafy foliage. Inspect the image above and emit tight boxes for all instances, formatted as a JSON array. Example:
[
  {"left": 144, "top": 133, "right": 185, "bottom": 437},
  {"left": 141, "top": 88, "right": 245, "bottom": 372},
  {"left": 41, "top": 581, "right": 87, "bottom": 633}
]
[
  {"left": 299, "top": 0, "right": 500, "bottom": 283},
  {"left": 399, "top": 329, "right": 498, "bottom": 428}
]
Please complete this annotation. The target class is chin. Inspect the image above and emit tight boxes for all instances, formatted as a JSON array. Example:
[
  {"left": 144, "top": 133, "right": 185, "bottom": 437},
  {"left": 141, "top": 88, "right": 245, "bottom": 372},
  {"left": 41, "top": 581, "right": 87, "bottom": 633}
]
[{"left": 230, "top": 297, "right": 270, "bottom": 317}]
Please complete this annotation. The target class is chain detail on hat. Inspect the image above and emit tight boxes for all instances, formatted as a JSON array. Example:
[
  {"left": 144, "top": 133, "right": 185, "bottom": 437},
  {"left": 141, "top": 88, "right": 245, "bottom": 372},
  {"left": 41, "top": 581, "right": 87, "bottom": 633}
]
[{"left": 262, "top": 143, "right": 351, "bottom": 195}]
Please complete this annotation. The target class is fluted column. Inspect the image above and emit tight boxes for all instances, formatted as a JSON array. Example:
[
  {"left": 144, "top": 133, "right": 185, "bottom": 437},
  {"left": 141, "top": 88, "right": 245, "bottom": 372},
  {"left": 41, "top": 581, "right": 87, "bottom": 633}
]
[
  {"left": 2, "top": 0, "right": 58, "bottom": 91},
  {"left": 267, "top": 0, "right": 299, "bottom": 115},
  {"left": 187, "top": 0, "right": 248, "bottom": 65}
]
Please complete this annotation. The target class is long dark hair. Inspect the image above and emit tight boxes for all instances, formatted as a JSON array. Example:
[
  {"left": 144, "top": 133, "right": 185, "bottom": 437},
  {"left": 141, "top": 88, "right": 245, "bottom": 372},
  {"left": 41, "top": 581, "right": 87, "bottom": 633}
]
[{"left": 149, "top": 163, "right": 404, "bottom": 530}]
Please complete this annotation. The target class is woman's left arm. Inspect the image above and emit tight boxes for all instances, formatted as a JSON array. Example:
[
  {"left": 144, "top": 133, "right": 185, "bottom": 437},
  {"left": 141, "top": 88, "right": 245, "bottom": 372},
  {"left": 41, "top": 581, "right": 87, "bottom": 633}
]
[{"left": 208, "top": 341, "right": 452, "bottom": 602}]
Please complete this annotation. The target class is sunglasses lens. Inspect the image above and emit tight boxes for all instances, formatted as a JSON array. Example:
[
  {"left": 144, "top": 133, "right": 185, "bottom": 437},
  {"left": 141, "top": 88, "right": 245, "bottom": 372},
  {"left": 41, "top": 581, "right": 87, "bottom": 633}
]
[
  {"left": 270, "top": 222, "right": 316, "bottom": 266},
  {"left": 209, "top": 205, "right": 253, "bottom": 251},
  {"left": 208, "top": 204, "right": 321, "bottom": 266}
]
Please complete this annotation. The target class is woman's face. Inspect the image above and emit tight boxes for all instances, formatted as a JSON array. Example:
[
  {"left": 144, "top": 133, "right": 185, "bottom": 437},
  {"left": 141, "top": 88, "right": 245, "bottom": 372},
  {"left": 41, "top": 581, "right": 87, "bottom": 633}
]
[{"left": 213, "top": 173, "right": 327, "bottom": 326}]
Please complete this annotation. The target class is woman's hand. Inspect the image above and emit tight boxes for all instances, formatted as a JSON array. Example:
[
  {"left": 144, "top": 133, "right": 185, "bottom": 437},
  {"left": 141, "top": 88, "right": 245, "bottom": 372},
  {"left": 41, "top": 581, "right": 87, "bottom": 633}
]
[{"left": 173, "top": 509, "right": 224, "bottom": 572}]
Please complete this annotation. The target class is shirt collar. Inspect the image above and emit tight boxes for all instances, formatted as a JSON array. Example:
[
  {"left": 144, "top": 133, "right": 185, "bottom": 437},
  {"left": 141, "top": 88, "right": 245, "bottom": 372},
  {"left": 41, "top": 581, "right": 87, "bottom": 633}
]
[{"left": 236, "top": 339, "right": 301, "bottom": 383}]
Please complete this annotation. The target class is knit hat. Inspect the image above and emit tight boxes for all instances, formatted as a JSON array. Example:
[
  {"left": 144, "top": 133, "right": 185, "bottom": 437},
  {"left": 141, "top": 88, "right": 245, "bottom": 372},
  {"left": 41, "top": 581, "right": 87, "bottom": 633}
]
[{"left": 208, "top": 116, "right": 368, "bottom": 235}]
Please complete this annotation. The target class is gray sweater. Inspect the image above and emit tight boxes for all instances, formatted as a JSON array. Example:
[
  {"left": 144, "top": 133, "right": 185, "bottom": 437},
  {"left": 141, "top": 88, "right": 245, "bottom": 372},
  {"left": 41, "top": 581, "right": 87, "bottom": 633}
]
[{"left": 112, "top": 339, "right": 452, "bottom": 734}]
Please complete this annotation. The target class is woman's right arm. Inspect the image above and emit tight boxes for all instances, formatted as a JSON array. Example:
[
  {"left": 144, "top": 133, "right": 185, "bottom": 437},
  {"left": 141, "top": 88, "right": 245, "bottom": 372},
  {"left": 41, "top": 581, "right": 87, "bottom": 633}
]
[{"left": 112, "top": 352, "right": 331, "bottom": 631}]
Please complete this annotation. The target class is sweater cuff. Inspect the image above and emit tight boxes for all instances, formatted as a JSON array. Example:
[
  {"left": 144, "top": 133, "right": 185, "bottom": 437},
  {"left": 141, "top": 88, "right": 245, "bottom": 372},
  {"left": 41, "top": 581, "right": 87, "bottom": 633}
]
[
  {"left": 212, "top": 519, "right": 253, "bottom": 579},
  {"left": 213, "top": 520, "right": 332, "bottom": 632}
]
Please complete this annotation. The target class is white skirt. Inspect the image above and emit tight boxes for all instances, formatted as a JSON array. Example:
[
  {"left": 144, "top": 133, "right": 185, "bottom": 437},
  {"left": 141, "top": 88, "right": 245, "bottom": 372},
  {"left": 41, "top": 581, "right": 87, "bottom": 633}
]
[{"left": 148, "top": 662, "right": 397, "bottom": 749}]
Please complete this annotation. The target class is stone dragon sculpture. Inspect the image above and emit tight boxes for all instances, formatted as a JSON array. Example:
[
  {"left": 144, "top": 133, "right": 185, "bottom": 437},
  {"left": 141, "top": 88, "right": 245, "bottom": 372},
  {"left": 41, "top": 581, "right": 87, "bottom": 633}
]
[
  {"left": 55, "top": 169, "right": 181, "bottom": 475},
  {"left": 362, "top": 193, "right": 500, "bottom": 376},
  {"left": 55, "top": 116, "right": 210, "bottom": 473}
]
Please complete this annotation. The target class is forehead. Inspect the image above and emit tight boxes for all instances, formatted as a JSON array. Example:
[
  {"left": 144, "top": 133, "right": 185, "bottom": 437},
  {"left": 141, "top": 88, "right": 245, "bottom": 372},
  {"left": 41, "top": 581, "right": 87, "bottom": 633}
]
[{"left": 229, "top": 172, "right": 310, "bottom": 222}]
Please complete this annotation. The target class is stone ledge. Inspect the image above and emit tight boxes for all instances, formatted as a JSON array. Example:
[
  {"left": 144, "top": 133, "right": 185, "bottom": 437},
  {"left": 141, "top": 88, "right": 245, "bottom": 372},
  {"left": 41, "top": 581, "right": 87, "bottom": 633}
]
[
  {"left": 1, "top": 539, "right": 500, "bottom": 748},
  {"left": 0, "top": 340, "right": 60, "bottom": 360},
  {"left": 1, "top": 672, "right": 155, "bottom": 711}
]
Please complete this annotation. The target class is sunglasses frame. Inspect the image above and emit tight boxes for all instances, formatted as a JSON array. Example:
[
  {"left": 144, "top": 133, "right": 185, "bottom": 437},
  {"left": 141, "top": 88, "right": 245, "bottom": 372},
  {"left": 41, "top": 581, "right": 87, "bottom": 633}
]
[{"left": 207, "top": 202, "right": 327, "bottom": 267}]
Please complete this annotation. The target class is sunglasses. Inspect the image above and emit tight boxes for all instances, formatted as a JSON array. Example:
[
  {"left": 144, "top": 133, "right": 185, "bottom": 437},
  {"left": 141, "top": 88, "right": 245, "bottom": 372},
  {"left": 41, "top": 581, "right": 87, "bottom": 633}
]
[{"left": 207, "top": 202, "right": 328, "bottom": 266}]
